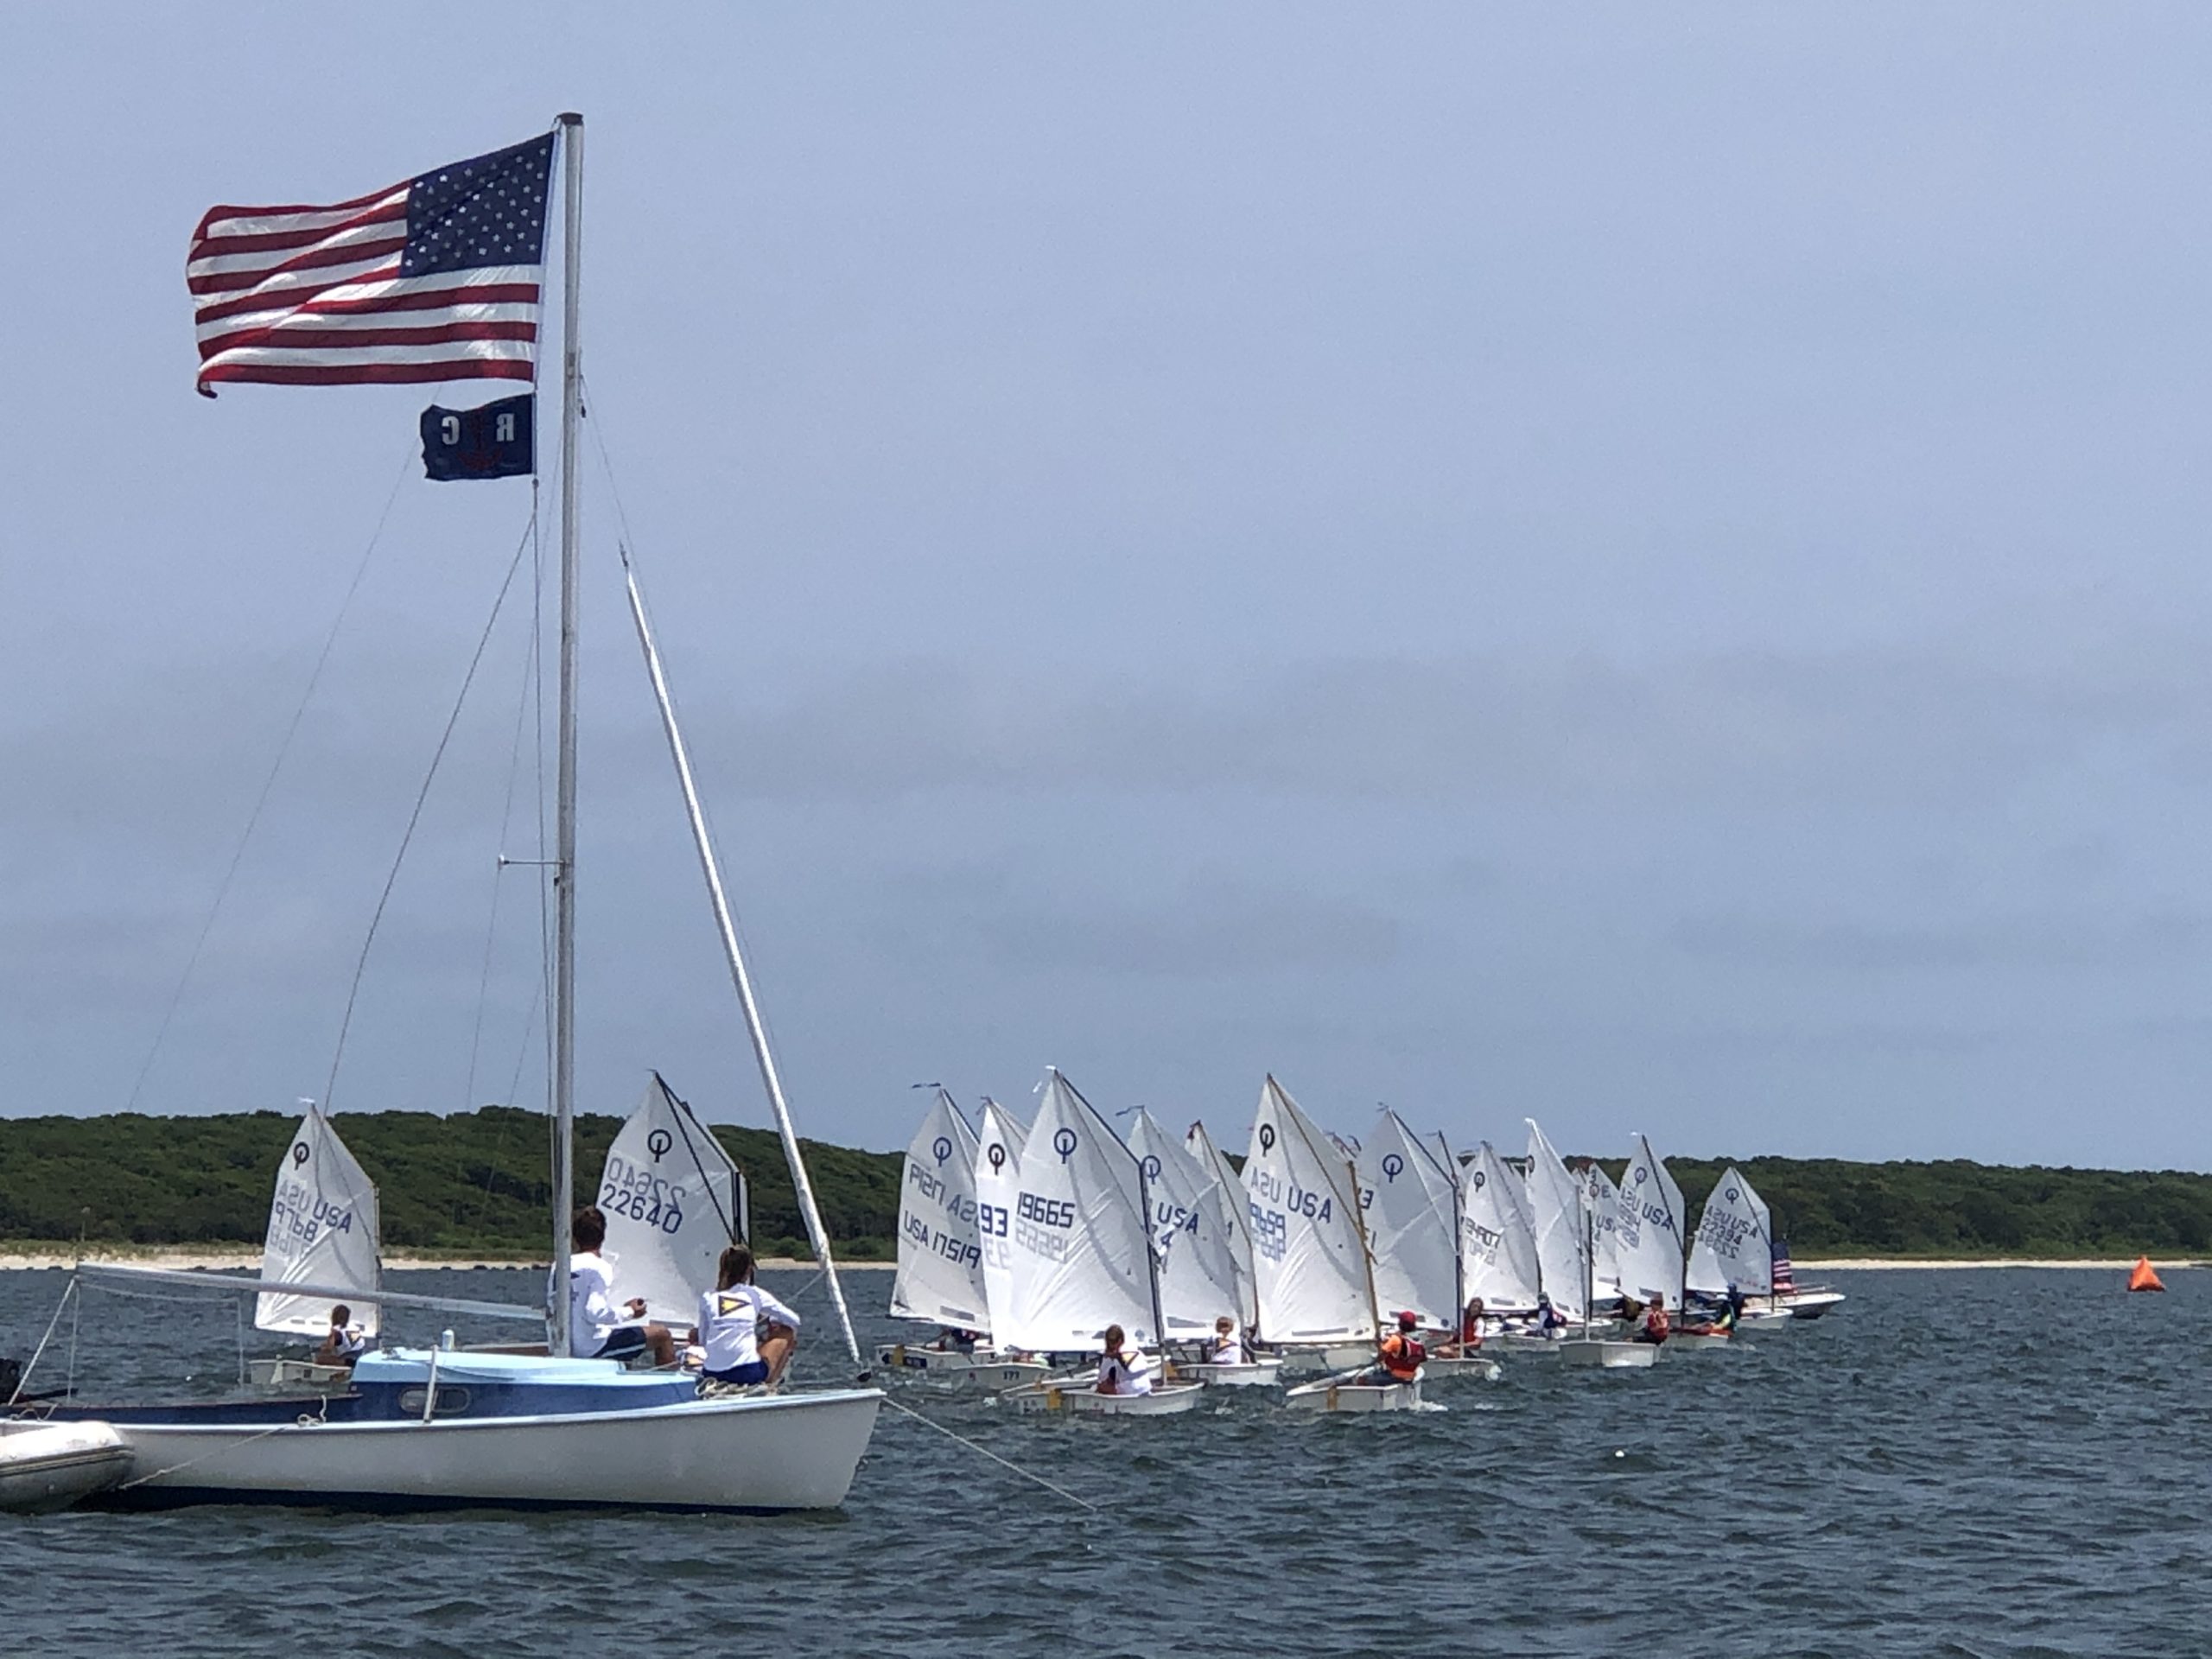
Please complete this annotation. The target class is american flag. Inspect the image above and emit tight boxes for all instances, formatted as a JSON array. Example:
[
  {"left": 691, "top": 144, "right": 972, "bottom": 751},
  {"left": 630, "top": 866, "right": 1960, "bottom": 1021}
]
[
  {"left": 188, "top": 133, "right": 555, "bottom": 396},
  {"left": 1770, "top": 1236, "right": 1797, "bottom": 1295}
]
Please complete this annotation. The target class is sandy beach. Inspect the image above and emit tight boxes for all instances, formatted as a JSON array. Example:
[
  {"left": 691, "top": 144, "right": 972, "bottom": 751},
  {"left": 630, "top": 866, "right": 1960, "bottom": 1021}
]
[{"left": 1797, "top": 1257, "right": 2198, "bottom": 1271}]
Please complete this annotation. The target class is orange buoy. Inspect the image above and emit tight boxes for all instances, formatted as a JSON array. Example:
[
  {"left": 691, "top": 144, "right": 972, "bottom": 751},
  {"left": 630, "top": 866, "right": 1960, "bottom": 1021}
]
[{"left": 2127, "top": 1255, "right": 2166, "bottom": 1293}]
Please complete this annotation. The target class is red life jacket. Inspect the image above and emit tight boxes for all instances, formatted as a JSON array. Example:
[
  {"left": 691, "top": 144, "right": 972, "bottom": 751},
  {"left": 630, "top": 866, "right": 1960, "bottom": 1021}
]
[
  {"left": 1379, "top": 1331, "right": 1426, "bottom": 1381},
  {"left": 1460, "top": 1312, "right": 1483, "bottom": 1347}
]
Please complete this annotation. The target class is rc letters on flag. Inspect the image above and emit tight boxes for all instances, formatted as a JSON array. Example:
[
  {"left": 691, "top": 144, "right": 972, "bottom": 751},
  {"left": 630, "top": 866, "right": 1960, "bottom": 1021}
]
[{"left": 421, "top": 393, "right": 535, "bottom": 480}]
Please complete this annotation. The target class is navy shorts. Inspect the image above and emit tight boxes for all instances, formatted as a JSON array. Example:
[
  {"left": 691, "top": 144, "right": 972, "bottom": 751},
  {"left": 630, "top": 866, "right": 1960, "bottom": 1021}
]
[
  {"left": 702, "top": 1360, "right": 769, "bottom": 1386},
  {"left": 592, "top": 1326, "right": 650, "bottom": 1359}
]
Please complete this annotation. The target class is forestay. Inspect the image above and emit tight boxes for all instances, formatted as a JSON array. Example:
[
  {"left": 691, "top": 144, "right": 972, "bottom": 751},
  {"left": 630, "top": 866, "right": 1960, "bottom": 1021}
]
[
  {"left": 1687, "top": 1164, "right": 1774, "bottom": 1295},
  {"left": 1245, "top": 1077, "right": 1377, "bottom": 1344},
  {"left": 257, "top": 1107, "right": 382, "bottom": 1337},
  {"left": 973, "top": 1098, "right": 1029, "bottom": 1341},
  {"left": 1585, "top": 1162, "right": 1626, "bottom": 1299},
  {"left": 1187, "top": 1120, "right": 1259, "bottom": 1328},
  {"left": 1129, "top": 1109, "right": 1244, "bottom": 1338},
  {"left": 1612, "top": 1132, "right": 1688, "bottom": 1306},
  {"left": 594, "top": 1075, "right": 748, "bottom": 1326},
  {"left": 1000, "top": 1070, "right": 1156, "bottom": 1353},
  {"left": 1523, "top": 1119, "right": 1589, "bottom": 1324},
  {"left": 1459, "top": 1140, "right": 1542, "bottom": 1313},
  {"left": 1357, "top": 1108, "right": 1459, "bottom": 1328},
  {"left": 890, "top": 1087, "right": 987, "bottom": 1329}
]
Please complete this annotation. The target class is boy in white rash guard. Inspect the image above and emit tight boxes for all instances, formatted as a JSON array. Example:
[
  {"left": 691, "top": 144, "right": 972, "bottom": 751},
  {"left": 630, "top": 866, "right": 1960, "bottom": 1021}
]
[
  {"left": 1095, "top": 1325, "right": 1153, "bottom": 1395},
  {"left": 569, "top": 1205, "right": 678, "bottom": 1367},
  {"left": 1205, "top": 1315, "right": 1245, "bottom": 1364},
  {"left": 313, "top": 1305, "right": 367, "bottom": 1368},
  {"left": 695, "top": 1243, "right": 803, "bottom": 1387}
]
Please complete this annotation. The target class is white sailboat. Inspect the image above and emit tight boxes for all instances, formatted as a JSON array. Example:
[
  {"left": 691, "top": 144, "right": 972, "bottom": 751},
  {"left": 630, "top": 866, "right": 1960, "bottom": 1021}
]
[
  {"left": 1357, "top": 1108, "right": 1459, "bottom": 1332},
  {"left": 595, "top": 1074, "right": 749, "bottom": 1326},
  {"left": 245, "top": 1104, "right": 382, "bottom": 1387},
  {"left": 1178, "top": 1118, "right": 1278, "bottom": 1387},
  {"left": 1527, "top": 1120, "right": 1655, "bottom": 1370},
  {"left": 1127, "top": 1109, "right": 1246, "bottom": 1342},
  {"left": 1687, "top": 1163, "right": 1771, "bottom": 1304},
  {"left": 1459, "top": 1141, "right": 1543, "bottom": 1319},
  {"left": 1614, "top": 1132, "right": 1691, "bottom": 1313},
  {"left": 14, "top": 116, "right": 884, "bottom": 1511},
  {"left": 1410, "top": 1133, "right": 1504, "bottom": 1383},
  {"left": 1000, "top": 1071, "right": 1203, "bottom": 1415},
  {"left": 1584, "top": 1161, "right": 1627, "bottom": 1305},
  {"left": 1242, "top": 1078, "right": 1417, "bottom": 1413}
]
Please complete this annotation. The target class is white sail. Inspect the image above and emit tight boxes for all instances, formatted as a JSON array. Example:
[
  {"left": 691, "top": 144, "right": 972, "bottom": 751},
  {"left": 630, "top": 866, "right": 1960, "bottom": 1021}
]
[
  {"left": 1001, "top": 1070, "right": 1157, "bottom": 1353},
  {"left": 1460, "top": 1141, "right": 1543, "bottom": 1313},
  {"left": 1244, "top": 1077, "right": 1376, "bottom": 1344},
  {"left": 1356, "top": 1108, "right": 1459, "bottom": 1328},
  {"left": 257, "top": 1107, "right": 382, "bottom": 1337},
  {"left": 889, "top": 1088, "right": 988, "bottom": 1329},
  {"left": 1187, "top": 1120, "right": 1259, "bottom": 1328},
  {"left": 1585, "top": 1161, "right": 1626, "bottom": 1299},
  {"left": 594, "top": 1075, "right": 749, "bottom": 1327},
  {"left": 1687, "top": 1165, "right": 1774, "bottom": 1295},
  {"left": 1523, "top": 1119, "right": 1589, "bottom": 1324},
  {"left": 1613, "top": 1132, "right": 1689, "bottom": 1306},
  {"left": 973, "top": 1097, "right": 1029, "bottom": 1343},
  {"left": 1128, "top": 1109, "right": 1244, "bottom": 1338}
]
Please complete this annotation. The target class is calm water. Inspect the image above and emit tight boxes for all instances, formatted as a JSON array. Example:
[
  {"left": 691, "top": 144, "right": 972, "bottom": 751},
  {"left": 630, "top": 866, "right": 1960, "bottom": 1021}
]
[{"left": 3, "top": 1266, "right": 2207, "bottom": 1656}]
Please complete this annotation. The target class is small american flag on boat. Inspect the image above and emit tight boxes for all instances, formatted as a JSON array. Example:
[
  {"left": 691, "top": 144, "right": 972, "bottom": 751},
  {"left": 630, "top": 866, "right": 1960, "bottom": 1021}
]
[
  {"left": 1770, "top": 1236, "right": 1797, "bottom": 1295},
  {"left": 188, "top": 133, "right": 554, "bottom": 396}
]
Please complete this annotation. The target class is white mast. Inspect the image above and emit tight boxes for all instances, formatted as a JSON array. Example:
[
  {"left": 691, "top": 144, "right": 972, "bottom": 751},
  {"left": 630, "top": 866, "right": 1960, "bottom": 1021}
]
[
  {"left": 549, "top": 111, "right": 585, "bottom": 1355},
  {"left": 621, "top": 552, "right": 861, "bottom": 1364}
]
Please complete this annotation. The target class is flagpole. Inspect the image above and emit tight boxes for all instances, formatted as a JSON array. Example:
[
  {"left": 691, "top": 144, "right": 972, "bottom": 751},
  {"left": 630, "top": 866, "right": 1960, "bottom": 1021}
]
[{"left": 549, "top": 110, "right": 585, "bottom": 1355}]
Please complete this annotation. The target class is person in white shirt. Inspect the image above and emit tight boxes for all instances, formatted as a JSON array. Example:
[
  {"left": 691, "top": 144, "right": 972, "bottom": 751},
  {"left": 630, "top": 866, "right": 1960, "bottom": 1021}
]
[
  {"left": 1205, "top": 1314, "right": 1245, "bottom": 1364},
  {"left": 694, "top": 1243, "right": 802, "bottom": 1387},
  {"left": 1095, "top": 1325, "right": 1153, "bottom": 1395},
  {"left": 313, "top": 1304, "right": 367, "bottom": 1369},
  {"left": 569, "top": 1205, "right": 677, "bottom": 1367}
]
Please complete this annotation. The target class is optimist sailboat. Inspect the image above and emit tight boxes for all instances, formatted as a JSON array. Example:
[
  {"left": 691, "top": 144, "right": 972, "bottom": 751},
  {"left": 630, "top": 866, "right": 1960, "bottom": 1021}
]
[
  {"left": 880, "top": 1090, "right": 1042, "bottom": 1388},
  {"left": 1178, "top": 1119, "right": 1276, "bottom": 1386},
  {"left": 1127, "top": 1110, "right": 1275, "bottom": 1386},
  {"left": 245, "top": 1105, "right": 383, "bottom": 1387},
  {"left": 13, "top": 117, "right": 883, "bottom": 1511},
  {"left": 1360, "top": 1117, "right": 1498, "bottom": 1383},
  {"left": 1236, "top": 1079, "right": 1417, "bottom": 1414},
  {"left": 1525, "top": 1121, "right": 1655, "bottom": 1370},
  {"left": 1685, "top": 1163, "right": 1770, "bottom": 1330},
  {"left": 596, "top": 1074, "right": 750, "bottom": 1326},
  {"left": 1000, "top": 1072, "right": 1203, "bottom": 1415}
]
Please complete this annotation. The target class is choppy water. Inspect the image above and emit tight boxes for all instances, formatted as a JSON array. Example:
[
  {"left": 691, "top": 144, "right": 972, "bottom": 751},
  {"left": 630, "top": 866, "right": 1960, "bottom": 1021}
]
[{"left": 3, "top": 1265, "right": 2207, "bottom": 1656}]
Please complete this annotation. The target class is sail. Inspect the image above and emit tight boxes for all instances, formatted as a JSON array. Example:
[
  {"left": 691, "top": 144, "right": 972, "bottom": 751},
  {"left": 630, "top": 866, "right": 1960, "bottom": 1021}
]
[
  {"left": 1613, "top": 1132, "right": 1689, "bottom": 1306},
  {"left": 1356, "top": 1108, "right": 1459, "bottom": 1328},
  {"left": 1523, "top": 1119, "right": 1589, "bottom": 1324},
  {"left": 1244, "top": 1076, "right": 1376, "bottom": 1344},
  {"left": 594, "top": 1076, "right": 749, "bottom": 1326},
  {"left": 1001, "top": 1070, "right": 1157, "bottom": 1353},
  {"left": 1187, "top": 1119, "right": 1259, "bottom": 1327},
  {"left": 1460, "top": 1141, "right": 1543, "bottom": 1313},
  {"left": 257, "top": 1108, "right": 382, "bottom": 1337},
  {"left": 1687, "top": 1164, "right": 1773, "bottom": 1295},
  {"left": 889, "top": 1088, "right": 988, "bottom": 1329},
  {"left": 973, "top": 1097, "right": 1029, "bottom": 1342},
  {"left": 1585, "top": 1161, "right": 1626, "bottom": 1298},
  {"left": 1129, "top": 1109, "right": 1244, "bottom": 1338}
]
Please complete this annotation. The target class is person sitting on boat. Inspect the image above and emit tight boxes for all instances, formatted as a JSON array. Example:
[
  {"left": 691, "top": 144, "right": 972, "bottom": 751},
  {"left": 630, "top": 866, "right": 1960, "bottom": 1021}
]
[
  {"left": 1370, "top": 1311, "right": 1427, "bottom": 1386},
  {"left": 1096, "top": 1325, "right": 1154, "bottom": 1395},
  {"left": 1681, "top": 1290, "right": 1740, "bottom": 1338},
  {"left": 1205, "top": 1315, "right": 1247, "bottom": 1364},
  {"left": 1632, "top": 1292, "right": 1671, "bottom": 1345},
  {"left": 569, "top": 1205, "right": 678, "bottom": 1368},
  {"left": 1437, "top": 1296, "right": 1486, "bottom": 1356},
  {"left": 313, "top": 1304, "right": 367, "bottom": 1369},
  {"left": 932, "top": 1326, "right": 981, "bottom": 1355},
  {"left": 1535, "top": 1293, "right": 1569, "bottom": 1336},
  {"left": 694, "top": 1244, "right": 802, "bottom": 1388}
]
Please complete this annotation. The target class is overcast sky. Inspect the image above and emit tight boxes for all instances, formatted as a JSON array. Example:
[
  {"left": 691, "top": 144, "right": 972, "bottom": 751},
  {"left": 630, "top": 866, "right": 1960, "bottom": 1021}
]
[{"left": 6, "top": 5, "right": 2212, "bottom": 1168}]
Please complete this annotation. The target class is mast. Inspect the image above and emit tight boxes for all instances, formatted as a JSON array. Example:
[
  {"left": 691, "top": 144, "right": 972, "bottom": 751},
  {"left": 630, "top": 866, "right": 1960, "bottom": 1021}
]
[
  {"left": 549, "top": 111, "right": 585, "bottom": 1355},
  {"left": 620, "top": 553, "right": 861, "bottom": 1365}
]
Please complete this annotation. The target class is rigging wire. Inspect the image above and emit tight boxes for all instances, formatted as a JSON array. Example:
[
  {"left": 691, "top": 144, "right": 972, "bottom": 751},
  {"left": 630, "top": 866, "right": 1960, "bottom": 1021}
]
[
  {"left": 121, "top": 443, "right": 418, "bottom": 1113},
  {"left": 876, "top": 1395, "right": 1100, "bottom": 1514},
  {"left": 321, "top": 511, "right": 538, "bottom": 1110}
]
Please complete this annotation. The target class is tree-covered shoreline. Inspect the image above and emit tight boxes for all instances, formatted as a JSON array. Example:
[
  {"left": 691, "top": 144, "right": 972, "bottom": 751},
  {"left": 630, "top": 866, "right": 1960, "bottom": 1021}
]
[{"left": 3, "top": 1109, "right": 2209, "bottom": 1261}]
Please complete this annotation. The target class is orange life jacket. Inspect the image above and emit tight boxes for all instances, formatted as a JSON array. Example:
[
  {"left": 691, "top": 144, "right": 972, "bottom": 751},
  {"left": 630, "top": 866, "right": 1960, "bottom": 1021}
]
[{"left": 1379, "top": 1331, "right": 1426, "bottom": 1381}]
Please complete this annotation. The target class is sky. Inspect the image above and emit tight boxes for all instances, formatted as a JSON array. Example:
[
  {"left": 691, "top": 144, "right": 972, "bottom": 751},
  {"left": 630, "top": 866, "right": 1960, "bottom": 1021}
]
[{"left": 5, "top": 5, "right": 2212, "bottom": 1167}]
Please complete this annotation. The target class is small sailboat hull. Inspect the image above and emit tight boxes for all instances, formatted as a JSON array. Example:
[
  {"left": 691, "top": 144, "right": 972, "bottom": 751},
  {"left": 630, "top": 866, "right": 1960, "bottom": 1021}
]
[
  {"left": 1557, "top": 1338, "right": 1658, "bottom": 1369},
  {"left": 1283, "top": 1377, "right": 1424, "bottom": 1413},
  {"left": 1736, "top": 1307, "right": 1793, "bottom": 1330},
  {"left": 1668, "top": 1332, "right": 1732, "bottom": 1351},
  {"left": 1189, "top": 1361, "right": 1283, "bottom": 1389},
  {"left": 0, "top": 1423, "right": 133, "bottom": 1513},
  {"left": 1777, "top": 1290, "right": 1846, "bottom": 1319},
  {"left": 1421, "top": 1354, "right": 1503, "bottom": 1382},
  {"left": 93, "top": 1389, "right": 881, "bottom": 1512},
  {"left": 874, "top": 1344, "right": 1047, "bottom": 1389},
  {"left": 1001, "top": 1381, "right": 1205, "bottom": 1416}
]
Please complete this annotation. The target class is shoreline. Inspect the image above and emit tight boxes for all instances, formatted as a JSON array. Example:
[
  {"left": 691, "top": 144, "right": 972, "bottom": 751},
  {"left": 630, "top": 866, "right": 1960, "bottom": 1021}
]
[
  {"left": 1797, "top": 1257, "right": 2198, "bottom": 1271},
  {"left": 0, "top": 1247, "right": 895, "bottom": 1273}
]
